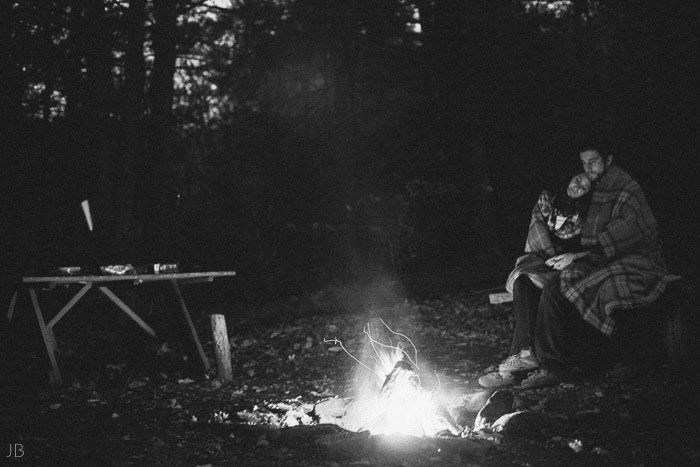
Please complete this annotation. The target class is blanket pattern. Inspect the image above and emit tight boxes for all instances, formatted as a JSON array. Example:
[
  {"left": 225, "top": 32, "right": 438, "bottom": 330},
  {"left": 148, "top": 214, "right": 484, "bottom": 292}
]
[
  {"left": 505, "top": 191, "right": 566, "bottom": 293},
  {"left": 558, "top": 165, "right": 679, "bottom": 335}
]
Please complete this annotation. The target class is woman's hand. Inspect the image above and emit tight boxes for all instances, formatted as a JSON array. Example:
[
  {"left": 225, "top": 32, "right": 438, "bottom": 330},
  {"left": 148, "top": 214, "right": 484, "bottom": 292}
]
[{"left": 545, "top": 252, "right": 578, "bottom": 270}]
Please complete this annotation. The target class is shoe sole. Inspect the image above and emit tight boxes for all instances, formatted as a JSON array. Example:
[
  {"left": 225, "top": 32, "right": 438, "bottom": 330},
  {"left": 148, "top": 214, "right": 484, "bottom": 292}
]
[
  {"left": 498, "top": 363, "right": 539, "bottom": 374},
  {"left": 478, "top": 374, "right": 515, "bottom": 388}
]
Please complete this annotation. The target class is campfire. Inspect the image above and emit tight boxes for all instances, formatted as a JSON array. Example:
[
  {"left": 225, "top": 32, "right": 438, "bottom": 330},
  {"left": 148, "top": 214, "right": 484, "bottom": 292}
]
[
  {"left": 324, "top": 319, "right": 463, "bottom": 438},
  {"left": 228, "top": 317, "right": 532, "bottom": 463}
]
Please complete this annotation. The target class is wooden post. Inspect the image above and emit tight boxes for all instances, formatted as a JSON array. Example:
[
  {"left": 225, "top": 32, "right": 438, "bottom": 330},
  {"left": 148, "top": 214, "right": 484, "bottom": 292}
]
[{"left": 210, "top": 314, "right": 233, "bottom": 382}]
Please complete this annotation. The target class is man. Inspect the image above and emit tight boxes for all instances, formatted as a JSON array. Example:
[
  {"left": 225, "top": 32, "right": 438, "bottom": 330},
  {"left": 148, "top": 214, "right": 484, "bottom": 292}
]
[{"left": 519, "top": 139, "right": 679, "bottom": 389}]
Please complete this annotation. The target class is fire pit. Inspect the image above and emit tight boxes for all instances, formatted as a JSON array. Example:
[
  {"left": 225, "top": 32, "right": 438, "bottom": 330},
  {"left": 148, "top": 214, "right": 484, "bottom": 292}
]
[
  {"left": 323, "top": 318, "right": 463, "bottom": 438},
  {"left": 231, "top": 318, "right": 523, "bottom": 464}
]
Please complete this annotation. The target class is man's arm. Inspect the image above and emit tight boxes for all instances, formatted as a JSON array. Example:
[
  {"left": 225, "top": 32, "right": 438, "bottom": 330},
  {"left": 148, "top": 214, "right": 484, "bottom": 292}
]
[
  {"left": 595, "top": 189, "right": 650, "bottom": 258},
  {"left": 545, "top": 250, "right": 592, "bottom": 270}
]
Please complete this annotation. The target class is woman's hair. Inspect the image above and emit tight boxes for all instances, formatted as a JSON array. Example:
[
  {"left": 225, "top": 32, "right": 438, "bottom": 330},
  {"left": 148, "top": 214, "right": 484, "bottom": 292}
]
[{"left": 552, "top": 177, "right": 592, "bottom": 217}]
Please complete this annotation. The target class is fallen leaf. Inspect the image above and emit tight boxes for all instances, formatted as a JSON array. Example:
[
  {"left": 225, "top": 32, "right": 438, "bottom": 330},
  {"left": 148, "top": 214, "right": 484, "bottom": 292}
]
[
  {"left": 256, "top": 437, "right": 270, "bottom": 448},
  {"left": 568, "top": 439, "right": 584, "bottom": 453}
]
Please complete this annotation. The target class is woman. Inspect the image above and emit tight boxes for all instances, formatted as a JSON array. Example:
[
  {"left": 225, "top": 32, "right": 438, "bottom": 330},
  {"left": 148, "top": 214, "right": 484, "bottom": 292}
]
[{"left": 478, "top": 172, "right": 593, "bottom": 388}]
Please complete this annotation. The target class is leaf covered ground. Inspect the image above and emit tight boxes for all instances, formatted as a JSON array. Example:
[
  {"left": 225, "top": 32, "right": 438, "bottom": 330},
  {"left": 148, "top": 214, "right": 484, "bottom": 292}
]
[{"left": 1, "top": 280, "right": 699, "bottom": 466}]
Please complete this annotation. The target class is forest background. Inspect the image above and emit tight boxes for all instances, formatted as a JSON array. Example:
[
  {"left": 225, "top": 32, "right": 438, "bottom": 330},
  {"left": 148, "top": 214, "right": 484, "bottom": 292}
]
[{"left": 2, "top": 0, "right": 699, "bottom": 302}]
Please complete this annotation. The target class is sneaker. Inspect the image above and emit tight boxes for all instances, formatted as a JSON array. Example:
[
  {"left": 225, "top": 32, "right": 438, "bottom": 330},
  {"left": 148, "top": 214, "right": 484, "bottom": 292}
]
[
  {"left": 519, "top": 369, "right": 561, "bottom": 389},
  {"left": 498, "top": 349, "right": 539, "bottom": 373},
  {"left": 478, "top": 371, "right": 515, "bottom": 388}
]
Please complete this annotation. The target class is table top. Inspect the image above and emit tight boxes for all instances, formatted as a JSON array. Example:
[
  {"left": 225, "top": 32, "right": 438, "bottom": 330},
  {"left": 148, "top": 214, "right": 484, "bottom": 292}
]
[{"left": 22, "top": 271, "right": 237, "bottom": 286}]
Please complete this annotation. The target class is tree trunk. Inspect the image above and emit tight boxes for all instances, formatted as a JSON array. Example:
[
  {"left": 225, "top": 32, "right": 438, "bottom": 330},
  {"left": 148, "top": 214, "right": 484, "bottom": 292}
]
[
  {"left": 0, "top": 3, "right": 24, "bottom": 141},
  {"left": 80, "top": 0, "right": 114, "bottom": 265},
  {"left": 115, "top": 0, "right": 147, "bottom": 260},
  {"left": 0, "top": 3, "right": 26, "bottom": 273},
  {"left": 143, "top": 0, "right": 178, "bottom": 261},
  {"left": 427, "top": 1, "right": 504, "bottom": 268}
]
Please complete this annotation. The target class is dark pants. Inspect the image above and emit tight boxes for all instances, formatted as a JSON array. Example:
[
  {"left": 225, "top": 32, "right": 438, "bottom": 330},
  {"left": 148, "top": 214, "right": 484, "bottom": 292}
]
[
  {"left": 534, "top": 280, "right": 614, "bottom": 374},
  {"left": 509, "top": 275, "right": 542, "bottom": 355}
]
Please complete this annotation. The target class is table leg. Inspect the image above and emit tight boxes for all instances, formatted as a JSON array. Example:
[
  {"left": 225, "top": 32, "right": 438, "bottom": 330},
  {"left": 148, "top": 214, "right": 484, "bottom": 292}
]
[
  {"left": 98, "top": 286, "right": 157, "bottom": 337},
  {"left": 170, "top": 280, "right": 211, "bottom": 372},
  {"left": 47, "top": 283, "right": 92, "bottom": 328},
  {"left": 7, "top": 290, "right": 18, "bottom": 321},
  {"left": 29, "top": 289, "right": 63, "bottom": 387}
]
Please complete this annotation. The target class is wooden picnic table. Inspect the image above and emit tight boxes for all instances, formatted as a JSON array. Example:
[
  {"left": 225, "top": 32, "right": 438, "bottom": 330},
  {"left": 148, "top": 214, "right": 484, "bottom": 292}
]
[{"left": 6, "top": 271, "right": 236, "bottom": 386}]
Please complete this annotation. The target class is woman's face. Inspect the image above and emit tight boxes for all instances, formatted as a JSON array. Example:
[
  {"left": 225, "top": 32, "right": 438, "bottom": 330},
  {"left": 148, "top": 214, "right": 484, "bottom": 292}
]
[{"left": 566, "top": 173, "right": 592, "bottom": 199}]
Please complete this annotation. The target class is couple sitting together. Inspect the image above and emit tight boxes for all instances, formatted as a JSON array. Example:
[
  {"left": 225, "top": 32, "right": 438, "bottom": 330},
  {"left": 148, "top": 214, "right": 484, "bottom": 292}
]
[{"left": 479, "top": 137, "right": 679, "bottom": 389}]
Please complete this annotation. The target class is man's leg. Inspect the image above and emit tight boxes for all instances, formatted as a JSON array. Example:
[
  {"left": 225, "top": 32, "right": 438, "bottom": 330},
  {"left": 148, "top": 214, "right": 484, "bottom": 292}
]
[{"left": 533, "top": 280, "right": 613, "bottom": 377}]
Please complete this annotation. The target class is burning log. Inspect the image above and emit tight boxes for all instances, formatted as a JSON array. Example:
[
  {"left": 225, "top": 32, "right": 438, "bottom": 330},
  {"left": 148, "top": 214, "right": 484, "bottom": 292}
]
[
  {"left": 370, "top": 359, "right": 462, "bottom": 436},
  {"left": 380, "top": 359, "right": 418, "bottom": 395}
]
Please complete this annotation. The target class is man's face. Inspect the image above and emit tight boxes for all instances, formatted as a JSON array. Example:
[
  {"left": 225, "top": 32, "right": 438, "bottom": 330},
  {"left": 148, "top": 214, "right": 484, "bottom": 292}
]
[
  {"left": 566, "top": 173, "right": 592, "bottom": 199},
  {"left": 580, "top": 149, "right": 611, "bottom": 183}
]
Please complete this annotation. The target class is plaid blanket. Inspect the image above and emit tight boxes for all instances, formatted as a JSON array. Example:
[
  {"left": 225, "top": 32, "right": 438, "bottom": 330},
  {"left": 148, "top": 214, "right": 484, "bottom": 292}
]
[
  {"left": 505, "top": 191, "right": 571, "bottom": 292},
  {"left": 558, "top": 165, "right": 680, "bottom": 335}
]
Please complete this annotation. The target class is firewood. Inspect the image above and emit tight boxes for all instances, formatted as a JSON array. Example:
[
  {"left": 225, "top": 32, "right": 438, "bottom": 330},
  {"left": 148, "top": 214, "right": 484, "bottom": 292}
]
[
  {"left": 473, "top": 390, "right": 514, "bottom": 432},
  {"left": 380, "top": 359, "right": 418, "bottom": 395}
]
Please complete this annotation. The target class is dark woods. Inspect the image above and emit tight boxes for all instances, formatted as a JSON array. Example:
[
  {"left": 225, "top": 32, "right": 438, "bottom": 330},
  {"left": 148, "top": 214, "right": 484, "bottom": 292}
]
[{"left": 2, "top": 1, "right": 699, "bottom": 298}]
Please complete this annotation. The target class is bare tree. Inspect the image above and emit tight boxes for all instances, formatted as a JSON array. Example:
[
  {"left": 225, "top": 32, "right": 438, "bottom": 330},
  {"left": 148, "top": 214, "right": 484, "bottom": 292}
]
[
  {"left": 142, "top": 0, "right": 179, "bottom": 260},
  {"left": 114, "top": 0, "right": 147, "bottom": 259}
]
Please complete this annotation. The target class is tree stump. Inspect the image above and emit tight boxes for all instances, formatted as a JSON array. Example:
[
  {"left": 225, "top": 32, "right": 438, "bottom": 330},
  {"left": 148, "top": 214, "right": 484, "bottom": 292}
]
[{"left": 663, "top": 278, "right": 700, "bottom": 373}]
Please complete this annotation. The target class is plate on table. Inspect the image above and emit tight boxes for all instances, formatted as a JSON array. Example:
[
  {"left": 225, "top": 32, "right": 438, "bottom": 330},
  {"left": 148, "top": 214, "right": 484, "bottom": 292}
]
[
  {"left": 100, "top": 264, "right": 135, "bottom": 275},
  {"left": 57, "top": 267, "right": 81, "bottom": 275}
]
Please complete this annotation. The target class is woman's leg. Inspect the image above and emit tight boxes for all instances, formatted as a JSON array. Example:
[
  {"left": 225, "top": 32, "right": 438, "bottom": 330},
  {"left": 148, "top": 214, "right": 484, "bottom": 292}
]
[
  {"left": 509, "top": 275, "right": 542, "bottom": 355},
  {"left": 479, "top": 275, "right": 543, "bottom": 387}
]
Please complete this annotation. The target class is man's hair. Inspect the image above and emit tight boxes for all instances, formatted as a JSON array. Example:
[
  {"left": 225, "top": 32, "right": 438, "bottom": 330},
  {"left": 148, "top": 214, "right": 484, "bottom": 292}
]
[{"left": 575, "top": 132, "right": 615, "bottom": 156}]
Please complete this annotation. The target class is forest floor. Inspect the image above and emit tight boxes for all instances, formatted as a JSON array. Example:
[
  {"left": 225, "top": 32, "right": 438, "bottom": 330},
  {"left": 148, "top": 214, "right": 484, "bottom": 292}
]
[{"left": 1, "top": 277, "right": 699, "bottom": 467}]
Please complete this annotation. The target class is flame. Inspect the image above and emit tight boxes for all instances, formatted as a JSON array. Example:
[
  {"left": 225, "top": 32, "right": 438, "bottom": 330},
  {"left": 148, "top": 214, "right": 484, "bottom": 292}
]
[{"left": 328, "top": 319, "right": 460, "bottom": 437}]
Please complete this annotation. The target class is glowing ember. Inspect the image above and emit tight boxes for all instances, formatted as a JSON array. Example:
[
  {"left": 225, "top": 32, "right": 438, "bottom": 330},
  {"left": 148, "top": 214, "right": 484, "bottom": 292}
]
[{"left": 326, "top": 319, "right": 461, "bottom": 437}]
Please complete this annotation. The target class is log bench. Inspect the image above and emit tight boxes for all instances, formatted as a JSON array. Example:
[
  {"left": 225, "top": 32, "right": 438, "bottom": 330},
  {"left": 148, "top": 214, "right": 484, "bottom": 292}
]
[{"left": 489, "top": 278, "right": 700, "bottom": 372}]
